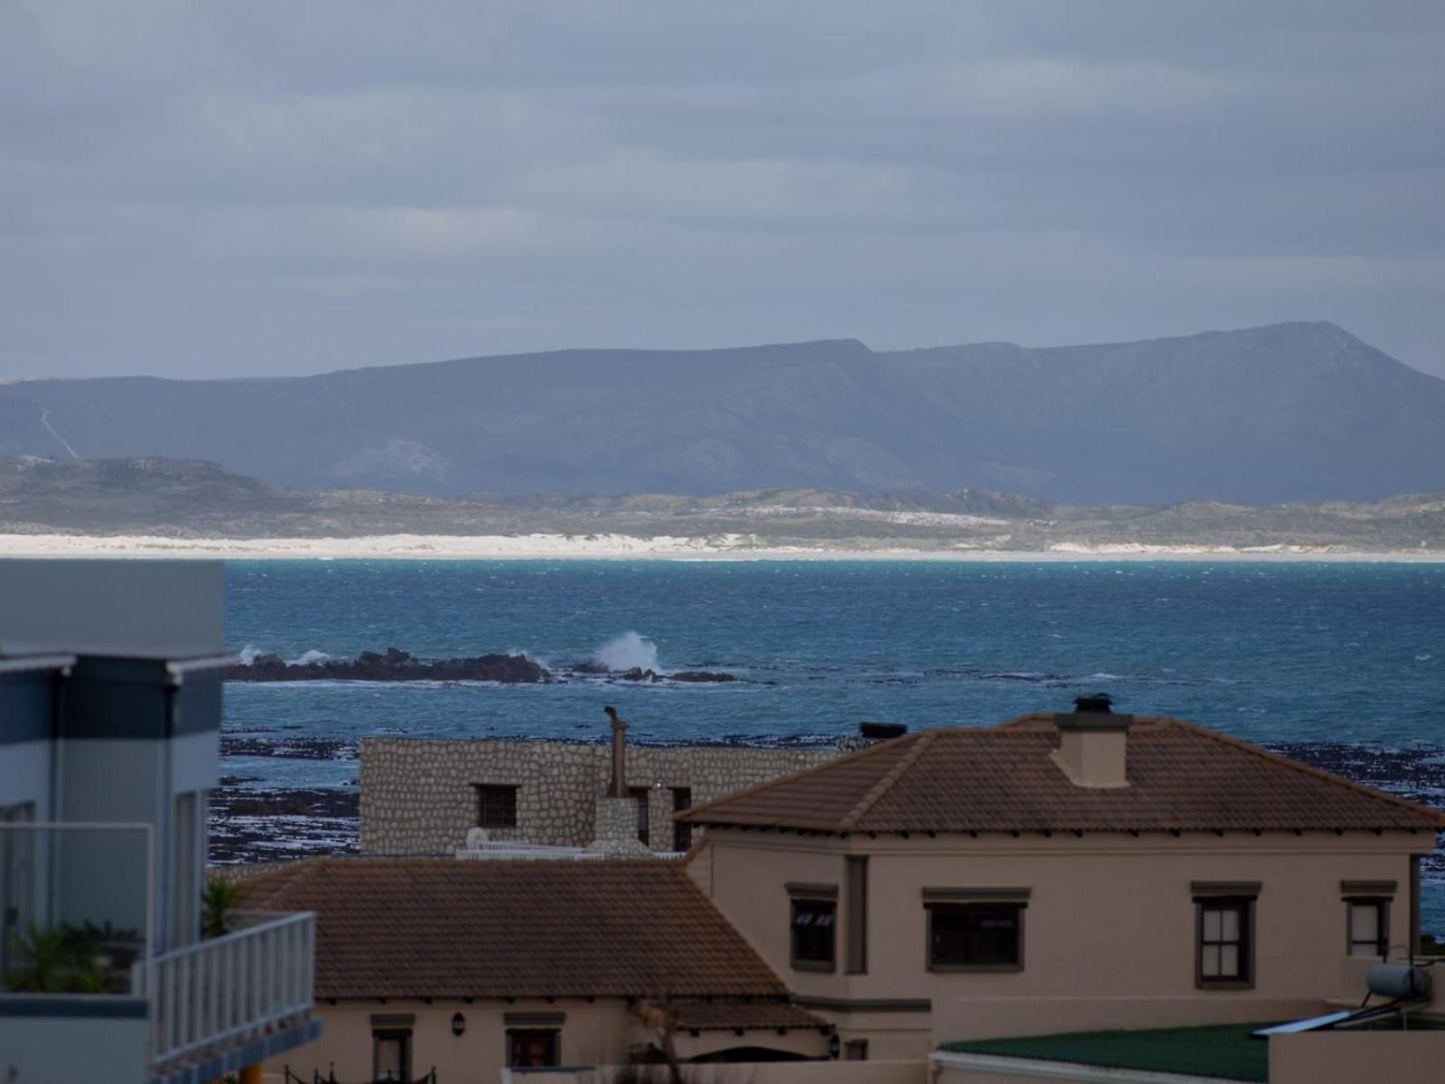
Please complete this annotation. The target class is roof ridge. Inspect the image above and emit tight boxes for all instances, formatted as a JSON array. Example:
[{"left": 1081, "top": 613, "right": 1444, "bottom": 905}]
[
  {"left": 677, "top": 731, "right": 921, "bottom": 823},
  {"left": 240, "top": 855, "right": 327, "bottom": 907},
  {"left": 841, "top": 730, "right": 938, "bottom": 829},
  {"left": 1170, "top": 718, "right": 1445, "bottom": 828}
]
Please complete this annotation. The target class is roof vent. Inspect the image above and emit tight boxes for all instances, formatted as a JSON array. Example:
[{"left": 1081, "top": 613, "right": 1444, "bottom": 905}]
[
  {"left": 1074, "top": 693, "right": 1114, "bottom": 714},
  {"left": 859, "top": 722, "right": 908, "bottom": 740}
]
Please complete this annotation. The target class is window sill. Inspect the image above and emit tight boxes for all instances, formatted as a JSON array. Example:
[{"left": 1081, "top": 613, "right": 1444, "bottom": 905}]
[
  {"left": 928, "top": 963, "right": 1024, "bottom": 974},
  {"left": 792, "top": 959, "right": 837, "bottom": 974},
  {"left": 1197, "top": 980, "right": 1255, "bottom": 991}
]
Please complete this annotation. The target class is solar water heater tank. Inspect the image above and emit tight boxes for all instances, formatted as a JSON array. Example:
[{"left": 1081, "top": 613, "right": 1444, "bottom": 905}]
[{"left": 1366, "top": 963, "right": 1432, "bottom": 1000}]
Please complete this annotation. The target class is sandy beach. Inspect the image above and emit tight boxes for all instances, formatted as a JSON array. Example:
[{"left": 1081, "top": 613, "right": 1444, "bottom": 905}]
[{"left": 0, "top": 532, "right": 1440, "bottom": 562}]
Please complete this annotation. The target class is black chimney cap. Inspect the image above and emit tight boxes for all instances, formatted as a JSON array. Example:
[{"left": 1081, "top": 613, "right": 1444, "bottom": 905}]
[
  {"left": 859, "top": 722, "right": 909, "bottom": 740},
  {"left": 1073, "top": 693, "right": 1114, "bottom": 714}
]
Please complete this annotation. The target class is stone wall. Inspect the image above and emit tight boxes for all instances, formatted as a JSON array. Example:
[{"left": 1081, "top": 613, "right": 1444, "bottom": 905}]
[{"left": 360, "top": 736, "right": 856, "bottom": 855}]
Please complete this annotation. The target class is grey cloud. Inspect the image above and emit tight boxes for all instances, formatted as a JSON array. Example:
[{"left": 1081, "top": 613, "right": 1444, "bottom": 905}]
[{"left": 2, "top": 0, "right": 1442, "bottom": 379}]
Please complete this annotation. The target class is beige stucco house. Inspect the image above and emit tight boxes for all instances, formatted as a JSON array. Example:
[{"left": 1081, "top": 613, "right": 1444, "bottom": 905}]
[
  {"left": 239, "top": 858, "right": 833, "bottom": 1081},
  {"left": 677, "top": 704, "right": 1445, "bottom": 1061}
]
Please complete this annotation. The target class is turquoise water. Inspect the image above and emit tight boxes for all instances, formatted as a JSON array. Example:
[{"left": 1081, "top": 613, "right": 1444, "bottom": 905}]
[{"left": 223, "top": 559, "right": 1445, "bottom": 928}]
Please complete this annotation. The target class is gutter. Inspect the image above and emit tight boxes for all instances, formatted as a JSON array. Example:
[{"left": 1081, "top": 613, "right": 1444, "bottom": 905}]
[
  {"left": 164, "top": 654, "right": 240, "bottom": 684},
  {"left": 0, "top": 654, "right": 76, "bottom": 675}
]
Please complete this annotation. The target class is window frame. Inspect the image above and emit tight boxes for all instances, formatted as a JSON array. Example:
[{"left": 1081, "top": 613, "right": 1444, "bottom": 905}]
[
  {"left": 472, "top": 783, "right": 519, "bottom": 829},
  {"left": 787, "top": 884, "right": 838, "bottom": 973},
  {"left": 1194, "top": 896, "right": 1255, "bottom": 990},
  {"left": 1345, "top": 897, "right": 1390, "bottom": 959},
  {"left": 845, "top": 855, "right": 869, "bottom": 975},
  {"left": 507, "top": 1027, "right": 560, "bottom": 1068},
  {"left": 372, "top": 1027, "right": 412, "bottom": 1082},
  {"left": 925, "top": 901, "right": 1026, "bottom": 973}
]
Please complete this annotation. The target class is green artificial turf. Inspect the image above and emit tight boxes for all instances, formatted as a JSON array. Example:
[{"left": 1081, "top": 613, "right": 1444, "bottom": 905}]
[{"left": 940, "top": 1022, "right": 1273, "bottom": 1082}]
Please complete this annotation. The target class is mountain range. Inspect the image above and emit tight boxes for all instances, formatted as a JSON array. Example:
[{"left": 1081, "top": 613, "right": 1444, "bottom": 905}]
[{"left": 3, "top": 321, "right": 1442, "bottom": 504}]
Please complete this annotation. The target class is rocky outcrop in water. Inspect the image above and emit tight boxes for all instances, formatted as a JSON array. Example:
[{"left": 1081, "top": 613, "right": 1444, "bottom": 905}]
[
  {"left": 605, "top": 667, "right": 737, "bottom": 683},
  {"left": 229, "top": 646, "right": 551, "bottom": 683}
]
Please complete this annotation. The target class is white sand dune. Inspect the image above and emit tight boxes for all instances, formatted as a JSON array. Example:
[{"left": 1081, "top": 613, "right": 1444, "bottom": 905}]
[{"left": 0, "top": 532, "right": 1439, "bottom": 562}]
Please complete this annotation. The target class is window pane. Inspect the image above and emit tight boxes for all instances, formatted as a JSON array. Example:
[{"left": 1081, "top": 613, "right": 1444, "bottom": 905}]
[
  {"left": 475, "top": 785, "right": 518, "bottom": 828},
  {"left": 1220, "top": 945, "right": 1239, "bottom": 977},
  {"left": 1202, "top": 945, "right": 1221, "bottom": 977},
  {"left": 792, "top": 900, "right": 836, "bottom": 965},
  {"left": 929, "top": 903, "right": 1020, "bottom": 968},
  {"left": 1351, "top": 905, "right": 1378, "bottom": 942},
  {"left": 1203, "top": 909, "right": 1222, "bottom": 941},
  {"left": 1220, "top": 909, "right": 1239, "bottom": 942}
]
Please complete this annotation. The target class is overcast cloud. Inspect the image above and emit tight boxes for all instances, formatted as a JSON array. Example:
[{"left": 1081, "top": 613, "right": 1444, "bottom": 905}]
[{"left": 3, "top": 1, "right": 1443, "bottom": 379}]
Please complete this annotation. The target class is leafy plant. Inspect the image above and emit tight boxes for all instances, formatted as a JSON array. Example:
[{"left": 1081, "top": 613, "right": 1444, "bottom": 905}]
[
  {"left": 203, "top": 877, "right": 242, "bottom": 939},
  {"left": 3, "top": 922, "right": 120, "bottom": 993},
  {"left": 1421, "top": 931, "right": 1443, "bottom": 956}
]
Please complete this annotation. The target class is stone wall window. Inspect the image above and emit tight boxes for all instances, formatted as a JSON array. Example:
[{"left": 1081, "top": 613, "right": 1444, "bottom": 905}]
[
  {"left": 473, "top": 783, "right": 518, "bottom": 829},
  {"left": 672, "top": 787, "right": 693, "bottom": 852},
  {"left": 628, "top": 786, "right": 651, "bottom": 846}
]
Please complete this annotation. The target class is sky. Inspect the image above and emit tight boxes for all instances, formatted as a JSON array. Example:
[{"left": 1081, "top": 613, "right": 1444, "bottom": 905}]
[{"left": 3, "top": 1, "right": 1443, "bottom": 380}]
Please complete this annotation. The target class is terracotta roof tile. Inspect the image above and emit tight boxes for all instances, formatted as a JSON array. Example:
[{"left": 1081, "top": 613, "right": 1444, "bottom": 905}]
[
  {"left": 680, "top": 716, "right": 1445, "bottom": 835},
  {"left": 238, "top": 858, "right": 788, "bottom": 1001}
]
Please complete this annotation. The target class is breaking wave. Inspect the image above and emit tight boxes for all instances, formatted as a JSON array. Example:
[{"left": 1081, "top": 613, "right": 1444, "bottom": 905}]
[{"left": 593, "top": 631, "right": 661, "bottom": 673}]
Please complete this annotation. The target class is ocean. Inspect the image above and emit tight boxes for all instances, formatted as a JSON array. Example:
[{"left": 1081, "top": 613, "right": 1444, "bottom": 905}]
[{"left": 219, "top": 559, "right": 1445, "bottom": 928}]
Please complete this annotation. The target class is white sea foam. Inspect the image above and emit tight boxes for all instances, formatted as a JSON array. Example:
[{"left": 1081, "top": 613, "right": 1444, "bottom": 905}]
[
  {"left": 593, "top": 631, "right": 661, "bottom": 673},
  {"left": 237, "top": 644, "right": 264, "bottom": 665},
  {"left": 291, "top": 649, "right": 331, "bottom": 666}
]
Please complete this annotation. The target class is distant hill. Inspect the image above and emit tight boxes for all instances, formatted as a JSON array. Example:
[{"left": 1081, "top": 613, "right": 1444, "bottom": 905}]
[
  {"left": 2, "top": 457, "right": 1442, "bottom": 553},
  {"left": 2, "top": 322, "right": 1442, "bottom": 503}
]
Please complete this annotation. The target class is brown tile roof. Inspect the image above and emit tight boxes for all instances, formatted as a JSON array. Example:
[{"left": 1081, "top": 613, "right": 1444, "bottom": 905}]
[
  {"left": 680, "top": 715, "right": 1445, "bottom": 835},
  {"left": 238, "top": 858, "right": 789, "bottom": 1001}
]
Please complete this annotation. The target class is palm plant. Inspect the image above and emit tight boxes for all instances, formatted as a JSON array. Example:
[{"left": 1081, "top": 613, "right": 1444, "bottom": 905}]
[{"left": 202, "top": 877, "right": 242, "bottom": 939}]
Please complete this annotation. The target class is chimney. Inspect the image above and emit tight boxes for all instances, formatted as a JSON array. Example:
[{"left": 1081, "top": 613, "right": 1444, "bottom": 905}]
[
  {"left": 604, "top": 705, "right": 628, "bottom": 797},
  {"left": 1051, "top": 695, "right": 1131, "bottom": 789}
]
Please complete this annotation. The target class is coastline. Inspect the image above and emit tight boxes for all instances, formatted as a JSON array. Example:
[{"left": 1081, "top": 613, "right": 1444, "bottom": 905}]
[{"left": 1, "top": 531, "right": 1441, "bottom": 562}]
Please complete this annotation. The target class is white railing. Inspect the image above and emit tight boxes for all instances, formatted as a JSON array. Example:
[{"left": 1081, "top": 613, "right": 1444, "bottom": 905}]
[
  {"left": 149, "top": 910, "right": 316, "bottom": 1067},
  {"left": 453, "top": 840, "right": 686, "bottom": 861}
]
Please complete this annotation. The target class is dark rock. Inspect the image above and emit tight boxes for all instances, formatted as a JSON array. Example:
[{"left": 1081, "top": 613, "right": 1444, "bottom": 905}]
[
  {"left": 227, "top": 647, "right": 551, "bottom": 684},
  {"left": 668, "top": 671, "right": 737, "bottom": 683}
]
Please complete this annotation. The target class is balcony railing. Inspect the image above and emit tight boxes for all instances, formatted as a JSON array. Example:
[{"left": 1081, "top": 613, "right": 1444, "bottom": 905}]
[{"left": 149, "top": 909, "right": 316, "bottom": 1068}]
